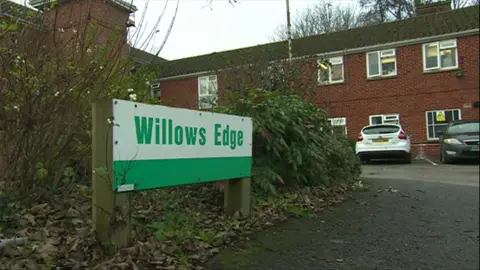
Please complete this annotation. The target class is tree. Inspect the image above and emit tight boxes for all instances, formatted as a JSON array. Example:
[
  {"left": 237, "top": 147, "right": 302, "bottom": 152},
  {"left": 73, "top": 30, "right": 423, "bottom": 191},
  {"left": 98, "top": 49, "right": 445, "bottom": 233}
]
[
  {"left": 271, "top": 0, "right": 361, "bottom": 41},
  {"left": 0, "top": 1, "right": 171, "bottom": 190},
  {"left": 358, "top": 0, "right": 477, "bottom": 25}
]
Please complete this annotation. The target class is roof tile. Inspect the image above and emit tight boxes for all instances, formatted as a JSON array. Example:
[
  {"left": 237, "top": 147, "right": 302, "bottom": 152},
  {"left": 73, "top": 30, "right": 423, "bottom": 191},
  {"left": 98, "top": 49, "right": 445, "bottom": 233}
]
[{"left": 157, "top": 5, "right": 479, "bottom": 78}]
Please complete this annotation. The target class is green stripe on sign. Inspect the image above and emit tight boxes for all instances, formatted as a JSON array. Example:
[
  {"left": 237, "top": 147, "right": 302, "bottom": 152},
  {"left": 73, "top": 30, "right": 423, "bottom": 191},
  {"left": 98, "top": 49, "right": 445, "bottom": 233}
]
[{"left": 113, "top": 156, "right": 252, "bottom": 192}]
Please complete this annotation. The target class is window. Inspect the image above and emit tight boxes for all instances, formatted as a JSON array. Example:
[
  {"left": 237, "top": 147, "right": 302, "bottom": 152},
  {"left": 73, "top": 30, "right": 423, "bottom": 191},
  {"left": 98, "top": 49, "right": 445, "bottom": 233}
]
[
  {"left": 318, "top": 57, "right": 344, "bottom": 84},
  {"left": 366, "top": 49, "right": 397, "bottom": 78},
  {"left": 425, "top": 109, "right": 461, "bottom": 140},
  {"left": 328, "top": 117, "right": 347, "bottom": 135},
  {"left": 198, "top": 75, "right": 218, "bottom": 109},
  {"left": 150, "top": 83, "right": 161, "bottom": 98},
  {"left": 363, "top": 125, "right": 400, "bottom": 135},
  {"left": 422, "top": 39, "right": 458, "bottom": 71},
  {"left": 369, "top": 114, "right": 400, "bottom": 125}
]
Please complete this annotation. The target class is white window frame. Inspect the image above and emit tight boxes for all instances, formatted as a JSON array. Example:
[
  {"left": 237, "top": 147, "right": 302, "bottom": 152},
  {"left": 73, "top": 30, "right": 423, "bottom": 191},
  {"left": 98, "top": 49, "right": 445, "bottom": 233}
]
[
  {"left": 422, "top": 39, "right": 459, "bottom": 71},
  {"left": 425, "top": 108, "right": 462, "bottom": 140},
  {"left": 150, "top": 82, "right": 161, "bottom": 98},
  {"left": 328, "top": 117, "right": 347, "bottom": 135},
  {"left": 198, "top": 75, "right": 218, "bottom": 109},
  {"left": 369, "top": 114, "right": 400, "bottom": 125},
  {"left": 366, "top": 49, "right": 397, "bottom": 78},
  {"left": 317, "top": 56, "right": 344, "bottom": 85}
]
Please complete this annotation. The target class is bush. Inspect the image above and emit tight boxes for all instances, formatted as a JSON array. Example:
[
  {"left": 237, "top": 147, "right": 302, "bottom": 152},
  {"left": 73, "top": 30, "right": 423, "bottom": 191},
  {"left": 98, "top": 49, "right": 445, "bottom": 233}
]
[
  {"left": 216, "top": 89, "right": 361, "bottom": 195},
  {"left": 0, "top": 19, "right": 159, "bottom": 193}
]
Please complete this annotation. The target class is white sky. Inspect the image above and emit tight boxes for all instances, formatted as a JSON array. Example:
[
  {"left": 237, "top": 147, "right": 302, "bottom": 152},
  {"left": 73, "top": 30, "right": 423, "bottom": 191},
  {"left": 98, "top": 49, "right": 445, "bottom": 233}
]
[
  {"left": 12, "top": 0, "right": 358, "bottom": 60},
  {"left": 130, "top": 0, "right": 359, "bottom": 60}
]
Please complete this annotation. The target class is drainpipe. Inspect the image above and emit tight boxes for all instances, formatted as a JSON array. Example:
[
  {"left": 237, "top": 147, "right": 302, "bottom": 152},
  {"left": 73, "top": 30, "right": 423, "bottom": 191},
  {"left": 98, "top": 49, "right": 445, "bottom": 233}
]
[{"left": 285, "top": 0, "right": 292, "bottom": 62}]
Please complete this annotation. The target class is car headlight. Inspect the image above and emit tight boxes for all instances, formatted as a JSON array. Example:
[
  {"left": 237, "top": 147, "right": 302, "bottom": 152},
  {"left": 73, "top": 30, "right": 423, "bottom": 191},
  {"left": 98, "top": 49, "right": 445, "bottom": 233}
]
[{"left": 443, "top": 138, "right": 462, "bottom": 145}]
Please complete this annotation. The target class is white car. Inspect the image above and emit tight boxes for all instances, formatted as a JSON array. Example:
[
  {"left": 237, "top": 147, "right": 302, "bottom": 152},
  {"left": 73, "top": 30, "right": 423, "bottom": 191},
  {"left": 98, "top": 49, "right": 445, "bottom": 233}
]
[{"left": 355, "top": 124, "right": 412, "bottom": 164}]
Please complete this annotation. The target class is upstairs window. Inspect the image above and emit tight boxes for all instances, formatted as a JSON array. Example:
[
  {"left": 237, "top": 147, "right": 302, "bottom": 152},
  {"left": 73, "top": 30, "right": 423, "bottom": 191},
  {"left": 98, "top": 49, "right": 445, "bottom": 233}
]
[
  {"left": 366, "top": 49, "right": 397, "bottom": 78},
  {"left": 198, "top": 75, "right": 218, "bottom": 109},
  {"left": 150, "top": 82, "right": 161, "bottom": 98},
  {"left": 318, "top": 56, "right": 344, "bottom": 84},
  {"left": 369, "top": 114, "right": 400, "bottom": 125},
  {"left": 422, "top": 39, "right": 458, "bottom": 71}
]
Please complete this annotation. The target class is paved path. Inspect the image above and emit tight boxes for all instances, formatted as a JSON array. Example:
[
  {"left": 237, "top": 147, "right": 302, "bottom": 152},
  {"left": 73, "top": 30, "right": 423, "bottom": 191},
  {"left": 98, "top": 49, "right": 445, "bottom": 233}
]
[{"left": 206, "top": 162, "right": 479, "bottom": 270}]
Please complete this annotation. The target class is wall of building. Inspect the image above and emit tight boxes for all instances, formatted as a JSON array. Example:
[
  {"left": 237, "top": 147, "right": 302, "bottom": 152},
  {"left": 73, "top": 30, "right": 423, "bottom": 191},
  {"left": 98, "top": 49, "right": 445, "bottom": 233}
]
[
  {"left": 158, "top": 34, "right": 480, "bottom": 159},
  {"left": 160, "top": 77, "right": 199, "bottom": 109},
  {"left": 41, "top": 0, "right": 130, "bottom": 56},
  {"left": 312, "top": 34, "right": 479, "bottom": 158}
]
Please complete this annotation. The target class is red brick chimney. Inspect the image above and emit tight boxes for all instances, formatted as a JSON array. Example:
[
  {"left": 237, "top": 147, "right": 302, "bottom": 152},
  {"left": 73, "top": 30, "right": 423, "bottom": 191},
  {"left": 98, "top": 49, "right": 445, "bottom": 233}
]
[
  {"left": 29, "top": 0, "right": 136, "bottom": 54},
  {"left": 415, "top": 0, "right": 452, "bottom": 16}
]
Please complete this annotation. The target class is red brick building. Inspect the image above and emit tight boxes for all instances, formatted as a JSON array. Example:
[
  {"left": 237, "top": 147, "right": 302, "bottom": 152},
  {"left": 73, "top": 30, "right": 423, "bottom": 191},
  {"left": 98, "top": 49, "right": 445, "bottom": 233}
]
[
  {"left": 154, "top": 2, "right": 479, "bottom": 159},
  {"left": 1, "top": 0, "right": 166, "bottom": 65}
]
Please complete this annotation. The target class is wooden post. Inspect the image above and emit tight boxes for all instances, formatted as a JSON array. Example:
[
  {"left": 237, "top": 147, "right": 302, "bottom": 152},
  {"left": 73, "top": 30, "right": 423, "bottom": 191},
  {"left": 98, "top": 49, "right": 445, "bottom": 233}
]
[
  {"left": 224, "top": 178, "right": 251, "bottom": 216},
  {"left": 92, "top": 100, "right": 131, "bottom": 250}
]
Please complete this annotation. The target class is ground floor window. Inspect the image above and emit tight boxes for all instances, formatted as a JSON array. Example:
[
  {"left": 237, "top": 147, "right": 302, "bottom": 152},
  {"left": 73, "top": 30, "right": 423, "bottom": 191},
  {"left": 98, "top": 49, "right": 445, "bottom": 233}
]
[
  {"left": 328, "top": 117, "right": 347, "bottom": 135},
  {"left": 150, "top": 82, "right": 161, "bottom": 98},
  {"left": 198, "top": 75, "right": 218, "bottom": 109},
  {"left": 425, "top": 109, "right": 461, "bottom": 140},
  {"left": 369, "top": 114, "right": 400, "bottom": 125}
]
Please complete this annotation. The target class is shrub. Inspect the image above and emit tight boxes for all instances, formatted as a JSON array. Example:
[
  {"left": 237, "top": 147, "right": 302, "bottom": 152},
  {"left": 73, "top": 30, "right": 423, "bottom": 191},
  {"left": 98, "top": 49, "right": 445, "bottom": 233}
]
[
  {"left": 0, "top": 19, "right": 159, "bottom": 193},
  {"left": 216, "top": 89, "right": 361, "bottom": 195}
]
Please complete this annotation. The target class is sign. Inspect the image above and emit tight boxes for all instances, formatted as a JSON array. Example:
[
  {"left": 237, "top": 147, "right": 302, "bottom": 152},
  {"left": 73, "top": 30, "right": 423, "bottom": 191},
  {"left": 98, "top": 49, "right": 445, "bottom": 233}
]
[
  {"left": 111, "top": 99, "right": 253, "bottom": 192},
  {"left": 436, "top": 111, "right": 446, "bottom": 122}
]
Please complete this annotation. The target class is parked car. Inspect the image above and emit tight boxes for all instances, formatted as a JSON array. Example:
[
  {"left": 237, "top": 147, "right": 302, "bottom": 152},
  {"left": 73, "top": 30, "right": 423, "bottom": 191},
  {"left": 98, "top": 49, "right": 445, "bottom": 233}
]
[
  {"left": 355, "top": 124, "right": 412, "bottom": 164},
  {"left": 438, "top": 120, "right": 479, "bottom": 164}
]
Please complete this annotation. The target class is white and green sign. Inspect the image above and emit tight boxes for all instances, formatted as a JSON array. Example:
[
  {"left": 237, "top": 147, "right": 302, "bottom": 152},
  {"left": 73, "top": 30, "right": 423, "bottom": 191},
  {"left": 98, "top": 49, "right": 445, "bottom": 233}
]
[{"left": 111, "top": 99, "right": 253, "bottom": 192}]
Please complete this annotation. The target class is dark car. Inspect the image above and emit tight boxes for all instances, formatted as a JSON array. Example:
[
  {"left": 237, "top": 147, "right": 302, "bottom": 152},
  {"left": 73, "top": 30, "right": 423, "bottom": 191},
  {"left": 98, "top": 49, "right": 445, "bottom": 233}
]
[{"left": 439, "top": 120, "right": 479, "bottom": 164}]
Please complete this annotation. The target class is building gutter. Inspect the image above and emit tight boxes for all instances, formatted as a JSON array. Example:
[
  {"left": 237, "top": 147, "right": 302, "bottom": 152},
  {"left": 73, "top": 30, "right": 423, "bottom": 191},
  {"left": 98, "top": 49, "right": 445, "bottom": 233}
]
[
  {"left": 156, "top": 71, "right": 213, "bottom": 82},
  {"left": 157, "top": 28, "right": 479, "bottom": 82},
  {"left": 312, "top": 28, "right": 479, "bottom": 58}
]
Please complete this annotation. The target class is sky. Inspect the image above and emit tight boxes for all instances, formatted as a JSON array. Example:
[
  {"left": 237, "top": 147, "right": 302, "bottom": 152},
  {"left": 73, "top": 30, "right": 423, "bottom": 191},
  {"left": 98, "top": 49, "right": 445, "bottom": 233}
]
[
  {"left": 130, "top": 0, "right": 359, "bottom": 60},
  {"left": 11, "top": 0, "right": 358, "bottom": 60}
]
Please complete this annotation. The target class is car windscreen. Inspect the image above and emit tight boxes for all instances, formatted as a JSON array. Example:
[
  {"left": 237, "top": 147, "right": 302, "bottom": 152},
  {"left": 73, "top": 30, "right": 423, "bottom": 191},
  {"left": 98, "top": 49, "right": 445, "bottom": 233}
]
[
  {"left": 447, "top": 122, "right": 480, "bottom": 135},
  {"left": 362, "top": 125, "right": 400, "bottom": 135}
]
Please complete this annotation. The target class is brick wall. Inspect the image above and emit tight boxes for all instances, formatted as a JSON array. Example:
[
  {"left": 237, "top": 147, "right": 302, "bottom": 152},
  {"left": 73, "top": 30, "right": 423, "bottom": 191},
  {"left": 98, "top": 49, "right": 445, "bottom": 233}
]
[
  {"left": 312, "top": 34, "right": 479, "bottom": 145},
  {"left": 160, "top": 77, "right": 199, "bottom": 109},
  {"left": 41, "top": 0, "right": 130, "bottom": 56},
  {"left": 159, "top": 34, "right": 480, "bottom": 158}
]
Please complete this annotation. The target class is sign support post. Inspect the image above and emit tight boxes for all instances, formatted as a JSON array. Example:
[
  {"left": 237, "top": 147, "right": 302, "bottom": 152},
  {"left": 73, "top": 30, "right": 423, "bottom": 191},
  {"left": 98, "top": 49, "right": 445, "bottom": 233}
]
[
  {"left": 91, "top": 99, "right": 253, "bottom": 249},
  {"left": 92, "top": 100, "right": 131, "bottom": 250},
  {"left": 224, "top": 177, "right": 251, "bottom": 216}
]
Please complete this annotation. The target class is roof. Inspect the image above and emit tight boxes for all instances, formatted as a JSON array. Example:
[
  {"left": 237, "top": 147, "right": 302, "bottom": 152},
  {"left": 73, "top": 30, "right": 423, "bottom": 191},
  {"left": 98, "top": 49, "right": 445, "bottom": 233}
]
[
  {"left": 129, "top": 47, "right": 168, "bottom": 65},
  {"left": 157, "top": 5, "right": 480, "bottom": 79}
]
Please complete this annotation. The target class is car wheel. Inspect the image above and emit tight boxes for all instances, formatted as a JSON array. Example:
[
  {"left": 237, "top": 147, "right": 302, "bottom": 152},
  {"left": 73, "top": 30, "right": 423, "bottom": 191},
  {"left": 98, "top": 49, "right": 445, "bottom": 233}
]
[
  {"left": 359, "top": 156, "right": 368, "bottom": 164},
  {"left": 404, "top": 153, "right": 412, "bottom": 164},
  {"left": 440, "top": 152, "right": 452, "bottom": 164}
]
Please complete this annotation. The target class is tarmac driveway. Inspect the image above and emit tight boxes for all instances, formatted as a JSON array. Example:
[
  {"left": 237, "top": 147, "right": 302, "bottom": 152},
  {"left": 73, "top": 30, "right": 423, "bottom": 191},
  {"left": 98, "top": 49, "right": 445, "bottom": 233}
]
[
  {"left": 206, "top": 160, "right": 480, "bottom": 270},
  {"left": 361, "top": 159, "right": 480, "bottom": 187}
]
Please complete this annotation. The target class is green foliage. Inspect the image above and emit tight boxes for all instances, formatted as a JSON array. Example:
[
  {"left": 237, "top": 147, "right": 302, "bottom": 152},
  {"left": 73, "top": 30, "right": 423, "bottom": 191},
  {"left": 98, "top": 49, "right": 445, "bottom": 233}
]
[
  {"left": 196, "top": 229, "right": 226, "bottom": 245},
  {"left": 146, "top": 211, "right": 197, "bottom": 241},
  {"left": 216, "top": 89, "right": 361, "bottom": 194},
  {"left": 0, "top": 19, "right": 160, "bottom": 193},
  {"left": 35, "top": 162, "right": 49, "bottom": 182}
]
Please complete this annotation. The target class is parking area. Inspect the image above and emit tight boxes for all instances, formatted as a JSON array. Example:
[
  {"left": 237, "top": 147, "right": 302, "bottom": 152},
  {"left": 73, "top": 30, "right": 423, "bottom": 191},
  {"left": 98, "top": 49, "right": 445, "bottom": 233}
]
[{"left": 361, "top": 159, "right": 480, "bottom": 187}]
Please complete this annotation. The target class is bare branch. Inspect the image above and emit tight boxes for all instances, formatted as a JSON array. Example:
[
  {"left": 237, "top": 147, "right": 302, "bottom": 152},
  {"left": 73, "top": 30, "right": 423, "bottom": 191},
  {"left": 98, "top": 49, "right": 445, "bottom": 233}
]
[{"left": 271, "top": 0, "right": 361, "bottom": 41}]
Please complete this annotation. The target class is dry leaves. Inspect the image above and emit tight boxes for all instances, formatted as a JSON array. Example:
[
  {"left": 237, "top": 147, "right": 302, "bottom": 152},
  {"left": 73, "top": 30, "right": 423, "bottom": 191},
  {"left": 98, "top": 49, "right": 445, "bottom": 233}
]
[{"left": 0, "top": 183, "right": 350, "bottom": 269}]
